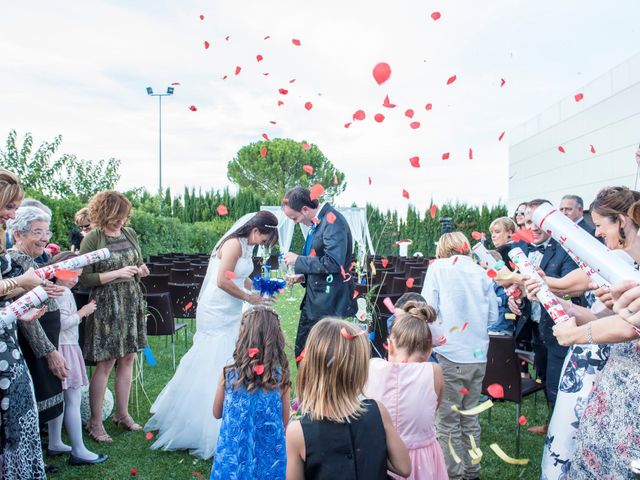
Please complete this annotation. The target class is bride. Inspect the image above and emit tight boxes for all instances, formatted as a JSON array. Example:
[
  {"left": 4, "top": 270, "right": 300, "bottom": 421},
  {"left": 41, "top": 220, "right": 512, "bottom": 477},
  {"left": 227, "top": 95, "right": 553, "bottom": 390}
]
[{"left": 144, "top": 211, "right": 278, "bottom": 459}]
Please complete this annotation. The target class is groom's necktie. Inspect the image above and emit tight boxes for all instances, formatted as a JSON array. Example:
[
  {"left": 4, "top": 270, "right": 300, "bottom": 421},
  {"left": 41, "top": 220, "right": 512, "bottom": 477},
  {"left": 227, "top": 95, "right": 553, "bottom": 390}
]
[{"left": 303, "top": 223, "right": 318, "bottom": 256}]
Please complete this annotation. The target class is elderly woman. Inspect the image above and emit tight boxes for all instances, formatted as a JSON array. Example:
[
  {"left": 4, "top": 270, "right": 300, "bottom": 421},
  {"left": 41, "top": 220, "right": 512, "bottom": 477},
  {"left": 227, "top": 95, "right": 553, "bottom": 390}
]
[
  {"left": 79, "top": 191, "right": 148, "bottom": 443},
  {"left": 420, "top": 232, "right": 498, "bottom": 480},
  {"left": 5, "top": 205, "right": 71, "bottom": 465}
]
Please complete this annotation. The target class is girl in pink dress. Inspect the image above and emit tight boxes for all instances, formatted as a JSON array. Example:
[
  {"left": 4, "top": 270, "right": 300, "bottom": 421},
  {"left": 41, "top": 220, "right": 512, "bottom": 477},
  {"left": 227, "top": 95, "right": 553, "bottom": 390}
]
[{"left": 365, "top": 301, "right": 448, "bottom": 480}]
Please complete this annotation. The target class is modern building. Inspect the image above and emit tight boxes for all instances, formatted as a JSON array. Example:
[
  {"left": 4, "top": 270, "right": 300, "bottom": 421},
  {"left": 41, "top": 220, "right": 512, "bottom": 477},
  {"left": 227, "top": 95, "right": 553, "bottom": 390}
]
[{"left": 508, "top": 51, "right": 640, "bottom": 212}]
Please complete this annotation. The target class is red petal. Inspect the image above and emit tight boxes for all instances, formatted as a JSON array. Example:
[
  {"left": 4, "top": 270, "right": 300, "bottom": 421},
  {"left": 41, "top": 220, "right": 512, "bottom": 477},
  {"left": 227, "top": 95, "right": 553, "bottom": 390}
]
[
  {"left": 590, "top": 144, "right": 596, "bottom": 154},
  {"left": 222, "top": 75, "right": 227, "bottom": 80},
  {"left": 326, "top": 212, "right": 337, "bottom": 224},
  {"left": 368, "top": 176, "right": 372, "bottom": 185},
  {"left": 518, "top": 415, "right": 527, "bottom": 426},
  {"left": 405, "top": 277, "right": 415, "bottom": 288},
  {"left": 374, "top": 113, "right": 385, "bottom": 123},
  {"left": 402, "top": 189, "right": 410, "bottom": 199},
  {"left": 189, "top": 105, "right": 198, "bottom": 112},
  {"left": 303, "top": 165, "right": 314, "bottom": 174},
  {"left": 145, "top": 432, "right": 154, "bottom": 440},
  {"left": 224, "top": 271, "right": 237, "bottom": 280},
  {"left": 278, "top": 88, "right": 288, "bottom": 95},
  {"left": 296, "top": 349, "right": 306, "bottom": 362},
  {"left": 574, "top": 93, "right": 584, "bottom": 102},
  {"left": 442, "top": 152, "right": 450, "bottom": 160},
  {"left": 430, "top": 11, "right": 441, "bottom": 21},
  {"left": 289, "top": 79, "right": 296, "bottom": 84},
  {"left": 372, "top": 62, "right": 392, "bottom": 85},
  {"left": 459, "top": 388, "right": 470, "bottom": 395},
  {"left": 430, "top": 204, "right": 437, "bottom": 219},
  {"left": 278, "top": 100, "right": 284, "bottom": 106},
  {"left": 263, "top": 73, "right": 270, "bottom": 76},
  {"left": 264, "top": 35, "right": 270, "bottom": 40},
  {"left": 247, "top": 347, "right": 260, "bottom": 358},
  {"left": 381, "top": 258, "right": 389, "bottom": 268},
  {"left": 193, "top": 472, "right": 204, "bottom": 479},
  {"left": 383, "top": 297, "right": 396, "bottom": 313},
  {"left": 269, "top": 120, "right": 277, "bottom": 125},
  {"left": 352, "top": 290, "right": 359, "bottom": 299},
  {"left": 353, "top": 109, "right": 366, "bottom": 121},
  {"left": 253, "top": 364, "right": 265, "bottom": 375},
  {"left": 405, "top": 109, "right": 414, "bottom": 118},
  {"left": 498, "top": 131, "right": 505, "bottom": 141},
  {"left": 333, "top": 175, "right": 338, "bottom": 185},
  {"left": 340, "top": 327, "right": 365, "bottom": 340},
  {"left": 383, "top": 95, "right": 396, "bottom": 108},
  {"left": 487, "top": 383, "right": 504, "bottom": 399},
  {"left": 446, "top": 75, "right": 457, "bottom": 85},
  {"left": 54, "top": 269, "right": 80, "bottom": 280},
  {"left": 302, "top": 142, "right": 311, "bottom": 150},
  {"left": 409, "top": 156, "right": 420, "bottom": 168},
  {"left": 309, "top": 184, "right": 324, "bottom": 200},
  {"left": 131, "top": 469, "right": 137, "bottom": 476},
  {"left": 558, "top": 145, "right": 566, "bottom": 153},
  {"left": 500, "top": 78, "right": 506, "bottom": 87},
  {"left": 184, "top": 301, "right": 193, "bottom": 311},
  {"left": 216, "top": 205, "right": 228, "bottom": 216},
  {"left": 292, "top": 39, "right": 301, "bottom": 46},
  {"left": 471, "top": 231, "right": 484, "bottom": 240},
  {"left": 256, "top": 54, "right": 263, "bottom": 62},
  {"left": 304, "top": 102, "right": 313, "bottom": 111},
  {"left": 260, "top": 147, "right": 267, "bottom": 158},
  {"left": 204, "top": 40, "right": 210, "bottom": 49},
  {"left": 199, "top": 14, "right": 204, "bottom": 20},
  {"left": 262, "top": 133, "right": 270, "bottom": 141},
  {"left": 468, "top": 148, "right": 473, "bottom": 160},
  {"left": 409, "top": 121, "right": 421, "bottom": 129},
  {"left": 344, "top": 122, "right": 352, "bottom": 128},
  {"left": 235, "top": 65, "right": 241, "bottom": 76},
  {"left": 487, "top": 269, "right": 497, "bottom": 278},
  {"left": 171, "top": 82, "right": 181, "bottom": 86},
  {"left": 225, "top": 36, "right": 230, "bottom": 41},
  {"left": 425, "top": 103, "right": 433, "bottom": 111},
  {"left": 511, "top": 228, "right": 534, "bottom": 244}
]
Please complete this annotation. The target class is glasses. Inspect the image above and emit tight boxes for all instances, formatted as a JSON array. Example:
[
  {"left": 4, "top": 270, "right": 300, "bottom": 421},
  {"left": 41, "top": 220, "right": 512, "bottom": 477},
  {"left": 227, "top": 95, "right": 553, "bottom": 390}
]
[
  {"left": 79, "top": 224, "right": 92, "bottom": 231},
  {"left": 29, "top": 229, "right": 52, "bottom": 238},
  {"left": 515, "top": 211, "right": 525, "bottom": 216}
]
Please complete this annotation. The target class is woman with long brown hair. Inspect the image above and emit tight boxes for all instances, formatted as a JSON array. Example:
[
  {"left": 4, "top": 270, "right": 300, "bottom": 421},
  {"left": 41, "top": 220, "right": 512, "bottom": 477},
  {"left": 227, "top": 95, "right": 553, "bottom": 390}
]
[{"left": 145, "top": 210, "right": 279, "bottom": 459}]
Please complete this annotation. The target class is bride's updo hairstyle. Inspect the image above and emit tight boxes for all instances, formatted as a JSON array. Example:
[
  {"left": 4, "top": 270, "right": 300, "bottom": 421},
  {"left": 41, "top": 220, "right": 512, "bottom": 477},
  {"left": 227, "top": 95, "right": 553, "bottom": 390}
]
[
  {"left": 220, "top": 210, "right": 279, "bottom": 248},
  {"left": 390, "top": 301, "right": 437, "bottom": 357}
]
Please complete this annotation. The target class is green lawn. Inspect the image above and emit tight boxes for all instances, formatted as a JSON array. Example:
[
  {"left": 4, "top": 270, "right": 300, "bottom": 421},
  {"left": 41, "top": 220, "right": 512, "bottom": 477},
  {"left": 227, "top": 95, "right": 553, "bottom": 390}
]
[{"left": 50, "top": 286, "right": 545, "bottom": 479}]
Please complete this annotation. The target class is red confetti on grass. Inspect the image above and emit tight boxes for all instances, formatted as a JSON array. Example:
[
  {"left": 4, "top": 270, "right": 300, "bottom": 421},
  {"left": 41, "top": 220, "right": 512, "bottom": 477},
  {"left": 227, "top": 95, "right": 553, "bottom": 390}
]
[
  {"left": 446, "top": 75, "right": 457, "bottom": 85},
  {"left": 145, "top": 432, "right": 154, "bottom": 440},
  {"left": 340, "top": 327, "right": 366, "bottom": 340},
  {"left": 442, "top": 152, "right": 450, "bottom": 160},
  {"left": 383, "top": 95, "right": 396, "bottom": 108},
  {"left": 590, "top": 144, "right": 596, "bottom": 154},
  {"left": 303, "top": 165, "right": 314, "bottom": 174},
  {"left": 498, "top": 131, "right": 505, "bottom": 141},
  {"left": 512, "top": 228, "right": 534, "bottom": 243},
  {"left": 309, "top": 184, "right": 325, "bottom": 200},
  {"left": 459, "top": 388, "right": 469, "bottom": 395},
  {"left": 574, "top": 93, "right": 584, "bottom": 102},
  {"left": 430, "top": 204, "right": 438, "bottom": 219},
  {"left": 487, "top": 383, "right": 505, "bottom": 399},
  {"left": 256, "top": 54, "right": 263, "bottom": 62},
  {"left": 374, "top": 113, "right": 385, "bottom": 123},
  {"left": 518, "top": 415, "right": 527, "bottom": 426},
  {"left": 189, "top": 105, "right": 198, "bottom": 112},
  {"left": 372, "top": 62, "right": 391, "bottom": 85},
  {"left": 216, "top": 205, "right": 228, "bottom": 216},
  {"left": 304, "top": 102, "right": 313, "bottom": 110},
  {"left": 406, "top": 277, "right": 415, "bottom": 288},
  {"left": 381, "top": 258, "right": 389, "bottom": 268},
  {"left": 54, "top": 269, "right": 80, "bottom": 280},
  {"left": 131, "top": 469, "right": 137, "bottom": 476},
  {"left": 558, "top": 145, "right": 566, "bottom": 153},
  {"left": 260, "top": 146, "right": 267, "bottom": 158},
  {"left": 353, "top": 109, "right": 366, "bottom": 121},
  {"left": 326, "top": 212, "right": 337, "bottom": 224},
  {"left": 402, "top": 189, "right": 410, "bottom": 199},
  {"left": 224, "top": 271, "right": 237, "bottom": 280},
  {"left": 184, "top": 302, "right": 193, "bottom": 311},
  {"left": 409, "top": 156, "right": 420, "bottom": 168},
  {"left": 405, "top": 109, "right": 414, "bottom": 118},
  {"left": 247, "top": 348, "right": 259, "bottom": 358},
  {"left": 204, "top": 41, "right": 210, "bottom": 49},
  {"left": 430, "top": 11, "right": 441, "bottom": 20},
  {"left": 409, "top": 121, "right": 421, "bottom": 129},
  {"left": 292, "top": 39, "right": 301, "bottom": 46},
  {"left": 193, "top": 472, "right": 204, "bottom": 479},
  {"left": 253, "top": 364, "right": 265, "bottom": 375}
]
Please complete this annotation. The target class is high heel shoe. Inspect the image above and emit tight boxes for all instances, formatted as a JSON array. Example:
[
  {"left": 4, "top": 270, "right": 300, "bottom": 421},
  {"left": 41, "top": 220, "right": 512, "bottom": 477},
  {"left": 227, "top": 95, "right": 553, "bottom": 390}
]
[{"left": 113, "top": 414, "right": 142, "bottom": 432}]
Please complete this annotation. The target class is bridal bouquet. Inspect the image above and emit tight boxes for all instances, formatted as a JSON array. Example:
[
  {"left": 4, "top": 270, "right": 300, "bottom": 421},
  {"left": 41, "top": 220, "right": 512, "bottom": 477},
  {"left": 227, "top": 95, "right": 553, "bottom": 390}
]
[{"left": 252, "top": 275, "right": 287, "bottom": 297}]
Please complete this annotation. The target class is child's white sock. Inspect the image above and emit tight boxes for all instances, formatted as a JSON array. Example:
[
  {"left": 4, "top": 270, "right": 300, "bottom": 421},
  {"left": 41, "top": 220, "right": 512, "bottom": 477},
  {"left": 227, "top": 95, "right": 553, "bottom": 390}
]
[
  {"left": 47, "top": 412, "right": 71, "bottom": 452},
  {"left": 64, "top": 387, "right": 99, "bottom": 460}
]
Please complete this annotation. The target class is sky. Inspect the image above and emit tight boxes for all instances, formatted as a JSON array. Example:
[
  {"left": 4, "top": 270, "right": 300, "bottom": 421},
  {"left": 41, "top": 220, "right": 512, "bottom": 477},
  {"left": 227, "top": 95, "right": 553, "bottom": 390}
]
[{"left": 1, "top": 0, "right": 640, "bottom": 214}]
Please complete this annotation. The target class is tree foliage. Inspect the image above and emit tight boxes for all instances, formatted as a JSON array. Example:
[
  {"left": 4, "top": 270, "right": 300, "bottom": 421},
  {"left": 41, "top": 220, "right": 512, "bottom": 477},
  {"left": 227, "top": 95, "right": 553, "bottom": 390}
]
[
  {"left": 227, "top": 138, "right": 346, "bottom": 200},
  {"left": 0, "top": 130, "right": 121, "bottom": 201}
]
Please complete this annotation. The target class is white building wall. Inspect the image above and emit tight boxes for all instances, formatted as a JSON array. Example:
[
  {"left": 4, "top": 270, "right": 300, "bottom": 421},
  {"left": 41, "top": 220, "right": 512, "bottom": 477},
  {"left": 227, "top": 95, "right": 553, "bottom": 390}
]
[{"left": 508, "top": 51, "right": 640, "bottom": 212}]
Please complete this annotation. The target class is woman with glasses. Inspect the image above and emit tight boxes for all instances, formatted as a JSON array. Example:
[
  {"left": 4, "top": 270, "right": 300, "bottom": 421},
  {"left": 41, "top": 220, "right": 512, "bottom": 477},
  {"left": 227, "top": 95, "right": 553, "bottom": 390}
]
[
  {"left": 78, "top": 191, "right": 149, "bottom": 443},
  {"left": 5, "top": 206, "right": 71, "bottom": 460},
  {"left": 513, "top": 202, "right": 527, "bottom": 229},
  {"left": 69, "top": 207, "right": 92, "bottom": 253}
]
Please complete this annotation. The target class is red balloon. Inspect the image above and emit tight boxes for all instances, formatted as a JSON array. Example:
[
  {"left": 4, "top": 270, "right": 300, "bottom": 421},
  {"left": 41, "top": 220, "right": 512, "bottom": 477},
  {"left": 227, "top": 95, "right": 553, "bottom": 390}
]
[{"left": 372, "top": 62, "right": 391, "bottom": 85}]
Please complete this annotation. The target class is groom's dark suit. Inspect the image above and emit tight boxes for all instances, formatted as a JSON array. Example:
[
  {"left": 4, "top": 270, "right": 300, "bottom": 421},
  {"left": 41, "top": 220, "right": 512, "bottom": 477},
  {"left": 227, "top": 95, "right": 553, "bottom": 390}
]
[{"left": 294, "top": 203, "right": 356, "bottom": 357}]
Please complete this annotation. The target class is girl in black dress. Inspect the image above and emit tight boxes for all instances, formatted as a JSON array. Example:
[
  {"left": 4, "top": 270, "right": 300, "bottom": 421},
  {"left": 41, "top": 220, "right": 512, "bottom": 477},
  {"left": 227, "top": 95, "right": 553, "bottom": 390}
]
[{"left": 286, "top": 318, "right": 411, "bottom": 480}]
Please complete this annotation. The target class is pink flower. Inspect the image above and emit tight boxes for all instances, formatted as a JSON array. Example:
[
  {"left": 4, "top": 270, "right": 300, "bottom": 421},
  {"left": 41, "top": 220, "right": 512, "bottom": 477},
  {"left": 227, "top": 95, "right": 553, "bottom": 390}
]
[{"left": 582, "top": 449, "right": 601, "bottom": 471}]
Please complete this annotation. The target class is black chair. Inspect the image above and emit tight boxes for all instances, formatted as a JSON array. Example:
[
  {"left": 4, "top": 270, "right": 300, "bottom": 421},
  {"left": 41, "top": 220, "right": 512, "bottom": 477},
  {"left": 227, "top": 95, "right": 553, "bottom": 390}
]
[
  {"left": 190, "top": 263, "right": 209, "bottom": 276},
  {"left": 151, "top": 262, "right": 172, "bottom": 274},
  {"left": 172, "top": 260, "right": 191, "bottom": 269},
  {"left": 144, "top": 292, "right": 188, "bottom": 370},
  {"left": 141, "top": 273, "right": 170, "bottom": 294},
  {"left": 170, "top": 268, "right": 193, "bottom": 284},
  {"left": 481, "top": 334, "right": 545, "bottom": 455},
  {"left": 167, "top": 282, "right": 200, "bottom": 319}
]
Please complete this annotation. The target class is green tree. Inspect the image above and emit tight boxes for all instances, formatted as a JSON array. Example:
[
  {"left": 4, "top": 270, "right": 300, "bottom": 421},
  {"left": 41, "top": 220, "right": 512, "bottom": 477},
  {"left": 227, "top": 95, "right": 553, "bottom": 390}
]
[
  {"left": 0, "top": 129, "right": 120, "bottom": 200},
  {"left": 227, "top": 138, "right": 346, "bottom": 199}
]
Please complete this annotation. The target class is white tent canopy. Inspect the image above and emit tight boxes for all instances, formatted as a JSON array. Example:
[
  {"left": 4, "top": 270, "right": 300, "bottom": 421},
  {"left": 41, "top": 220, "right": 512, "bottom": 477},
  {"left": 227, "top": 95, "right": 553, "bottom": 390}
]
[{"left": 260, "top": 206, "right": 375, "bottom": 255}]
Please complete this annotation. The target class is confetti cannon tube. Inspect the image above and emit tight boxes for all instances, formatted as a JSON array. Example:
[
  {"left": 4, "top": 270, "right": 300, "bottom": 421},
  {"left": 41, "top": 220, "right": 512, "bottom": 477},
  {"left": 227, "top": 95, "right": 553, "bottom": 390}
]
[
  {"left": 0, "top": 286, "right": 48, "bottom": 328},
  {"left": 471, "top": 242, "right": 521, "bottom": 298},
  {"left": 34, "top": 248, "right": 111, "bottom": 280},
  {"left": 533, "top": 203, "right": 640, "bottom": 285},
  {"left": 508, "top": 247, "right": 572, "bottom": 324},
  {"left": 563, "top": 247, "right": 609, "bottom": 289}
]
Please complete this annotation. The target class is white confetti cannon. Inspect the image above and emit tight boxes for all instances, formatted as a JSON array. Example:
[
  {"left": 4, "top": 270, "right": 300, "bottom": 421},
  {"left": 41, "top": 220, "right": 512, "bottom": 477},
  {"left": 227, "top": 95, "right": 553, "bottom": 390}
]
[
  {"left": 0, "top": 286, "right": 49, "bottom": 328},
  {"left": 472, "top": 242, "right": 521, "bottom": 298},
  {"left": 532, "top": 203, "right": 640, "bottom": 285},
  {"left": 508, "top": 247, "right": 572, "bottom": 324},
  {"left": 34, "top": 248, "right": 111, "bottom": 280}
]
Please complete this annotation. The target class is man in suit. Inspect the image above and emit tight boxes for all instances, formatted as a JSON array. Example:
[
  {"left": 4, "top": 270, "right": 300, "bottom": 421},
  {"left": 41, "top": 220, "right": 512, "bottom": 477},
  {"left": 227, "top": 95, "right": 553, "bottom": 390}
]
[
  {"left": 559, "top": 194, "right": 596, "bottom": 236},
  {"left": 508, "top": 199, "right": 579, "bottom": 434},
  {"left": 282, "top": 186, "right": 357, "bottom": 359}
]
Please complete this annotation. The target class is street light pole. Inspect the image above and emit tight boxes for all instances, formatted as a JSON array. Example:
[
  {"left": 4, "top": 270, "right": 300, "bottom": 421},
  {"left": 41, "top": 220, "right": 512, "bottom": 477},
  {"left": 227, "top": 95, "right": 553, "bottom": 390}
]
[{"left": 146, "top": 86, "right": 174, "bottom": 198}]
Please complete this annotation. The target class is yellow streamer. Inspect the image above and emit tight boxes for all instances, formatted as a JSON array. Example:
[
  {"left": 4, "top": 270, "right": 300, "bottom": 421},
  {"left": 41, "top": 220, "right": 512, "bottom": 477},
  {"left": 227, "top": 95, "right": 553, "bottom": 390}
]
[
  {"left": 451, "top": 399, "right": 494, "bottom": 416},
  {"left": 490, "top": 443, "right": 529, "bottom": 465},
  {"left": 448, "top": 434, "right": 462, "bottom": 464},
  {"left": 468, "top": 435, "right": 483, "bottom": 465},
  {"left": 370, "top": 261, "right": 377, "bottom": 277}
]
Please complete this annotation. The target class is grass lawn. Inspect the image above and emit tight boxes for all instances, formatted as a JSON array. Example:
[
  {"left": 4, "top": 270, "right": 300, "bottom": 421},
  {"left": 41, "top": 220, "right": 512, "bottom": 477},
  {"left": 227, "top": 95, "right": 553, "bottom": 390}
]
[{"left": 50, "top": 286, "right": 546, "bottom": 479}]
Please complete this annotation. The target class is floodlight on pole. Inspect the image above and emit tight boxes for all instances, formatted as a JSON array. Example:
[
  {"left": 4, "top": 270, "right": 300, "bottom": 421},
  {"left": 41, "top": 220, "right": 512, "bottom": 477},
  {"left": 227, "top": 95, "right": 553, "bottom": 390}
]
[{"left": 146, "top": 86, "right": 174, "bottom": 195}]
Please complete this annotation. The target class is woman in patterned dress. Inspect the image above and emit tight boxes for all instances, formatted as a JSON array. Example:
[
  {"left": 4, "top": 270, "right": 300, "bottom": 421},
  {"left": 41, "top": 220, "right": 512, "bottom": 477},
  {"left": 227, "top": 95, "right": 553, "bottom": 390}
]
[{"left": 78, "top": 191, "right": 149, "bottom": 443}]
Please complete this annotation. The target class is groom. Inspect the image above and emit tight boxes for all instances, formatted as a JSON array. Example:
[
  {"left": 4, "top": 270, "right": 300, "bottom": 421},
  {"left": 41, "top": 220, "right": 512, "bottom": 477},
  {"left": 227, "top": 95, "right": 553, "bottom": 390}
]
[{"left": 283, "top": 186, "right": 357, "bottom": 358}]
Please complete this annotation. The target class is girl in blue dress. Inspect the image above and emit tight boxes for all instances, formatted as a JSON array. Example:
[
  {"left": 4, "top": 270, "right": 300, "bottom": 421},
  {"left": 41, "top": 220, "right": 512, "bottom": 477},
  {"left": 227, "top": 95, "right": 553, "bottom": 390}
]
[{"left": 210, "top": 306, "right": 291, "bottom": 480}]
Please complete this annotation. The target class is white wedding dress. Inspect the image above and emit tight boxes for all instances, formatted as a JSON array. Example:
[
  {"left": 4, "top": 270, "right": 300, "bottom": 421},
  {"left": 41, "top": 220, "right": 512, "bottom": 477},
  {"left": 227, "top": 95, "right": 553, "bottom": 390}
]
[{"left": 144, "top": 236, "right": 255, "bottom": 459}]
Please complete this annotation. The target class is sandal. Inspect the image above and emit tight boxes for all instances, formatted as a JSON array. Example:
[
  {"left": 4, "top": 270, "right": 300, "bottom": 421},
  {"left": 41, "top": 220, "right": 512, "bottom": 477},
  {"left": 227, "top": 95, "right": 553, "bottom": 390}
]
[
  {"left": 87, "top": 423, "right": 113, "bottom": 443},
  {"left": 113, "top": 414, "right": 143, "bottom": 432}
]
